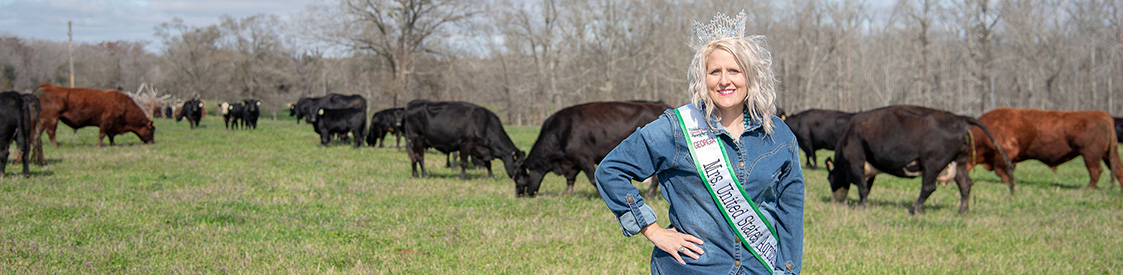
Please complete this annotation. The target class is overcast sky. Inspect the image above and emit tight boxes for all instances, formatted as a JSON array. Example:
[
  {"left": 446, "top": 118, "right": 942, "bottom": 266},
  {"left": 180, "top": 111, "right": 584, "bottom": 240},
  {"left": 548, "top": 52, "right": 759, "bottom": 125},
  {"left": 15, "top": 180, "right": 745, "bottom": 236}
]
[{"left": 0, "top": 0, "right": 318, "bottom": 50}]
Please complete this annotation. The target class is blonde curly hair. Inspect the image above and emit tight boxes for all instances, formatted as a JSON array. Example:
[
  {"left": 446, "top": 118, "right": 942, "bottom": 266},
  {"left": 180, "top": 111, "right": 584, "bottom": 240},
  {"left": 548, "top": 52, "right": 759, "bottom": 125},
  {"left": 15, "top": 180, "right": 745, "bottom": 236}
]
[{"left": 687, "top": 36, "right": 778, "bottom": 135}]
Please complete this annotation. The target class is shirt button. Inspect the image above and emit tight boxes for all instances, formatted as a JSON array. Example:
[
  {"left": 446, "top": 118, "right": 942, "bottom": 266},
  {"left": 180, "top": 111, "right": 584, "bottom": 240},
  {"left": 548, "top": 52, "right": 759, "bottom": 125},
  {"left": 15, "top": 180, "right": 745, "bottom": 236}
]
[
  {"left": 738, "top": 161, "right": 744, "bottom": 167},
  {"left": 626, "top": 196, "right": 634, "bottom": 203},
  {"left": 734, "top": 236, "right": 740, "bottom": 243},
  {"left": 734, "top": 260, "right": 741, "bottom": 267}
]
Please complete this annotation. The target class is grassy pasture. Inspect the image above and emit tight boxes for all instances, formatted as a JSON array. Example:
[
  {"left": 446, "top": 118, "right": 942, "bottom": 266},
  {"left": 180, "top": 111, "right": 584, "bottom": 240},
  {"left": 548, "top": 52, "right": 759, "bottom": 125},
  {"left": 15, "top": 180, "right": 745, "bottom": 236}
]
[{"left": 0, "top": 115, "right": 1121, "bottom": 274}]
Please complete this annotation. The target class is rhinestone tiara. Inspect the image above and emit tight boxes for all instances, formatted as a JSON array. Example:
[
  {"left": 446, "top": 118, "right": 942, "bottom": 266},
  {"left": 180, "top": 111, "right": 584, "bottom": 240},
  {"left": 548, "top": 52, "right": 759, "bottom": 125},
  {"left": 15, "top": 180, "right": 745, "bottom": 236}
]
[{"left": 691, "top": 10, "right": 747, "bottom": 48}]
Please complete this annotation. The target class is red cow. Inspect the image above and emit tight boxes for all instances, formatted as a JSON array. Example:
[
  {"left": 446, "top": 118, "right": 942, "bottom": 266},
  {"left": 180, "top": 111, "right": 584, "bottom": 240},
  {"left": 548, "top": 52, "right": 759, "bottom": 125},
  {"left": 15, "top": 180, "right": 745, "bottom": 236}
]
[
  {"left": 970, "top": 108, "right": 1123, "bottom": 189},
  {"left": 35, "top": 83, "right": 155, "bottom": 147}
]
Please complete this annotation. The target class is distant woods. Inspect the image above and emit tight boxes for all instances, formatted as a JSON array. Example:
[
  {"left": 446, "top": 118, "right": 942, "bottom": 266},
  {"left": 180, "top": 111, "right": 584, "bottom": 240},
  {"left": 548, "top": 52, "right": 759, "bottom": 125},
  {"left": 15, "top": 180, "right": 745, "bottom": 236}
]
[{"left": 1, "top": 0, "right": 1120, "bottom": 124}]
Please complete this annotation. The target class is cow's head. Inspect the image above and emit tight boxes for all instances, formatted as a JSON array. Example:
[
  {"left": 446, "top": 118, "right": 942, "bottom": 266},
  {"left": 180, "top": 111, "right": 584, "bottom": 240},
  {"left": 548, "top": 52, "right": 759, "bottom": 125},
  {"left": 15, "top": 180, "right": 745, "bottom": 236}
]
[
  {"left": 244, "top": 99, "right": 260, "bottom": 113},
  {"left": 513, "top": 160, "right": 545, "bottom": 198},
  {"left": 219, "top": 102, "right": 230, "bottom": 115},
  {"left": 136, "top": 120, "right": 156, "bottom": 144},
  {"left": 500, "top": 149, "right": 526, "bottom": 181},
  {"left": 309, "top": 108, "right": 324, "bottom": 123},
  {"left": 824, "top": 157, "right": 850, "bottom": 203}
]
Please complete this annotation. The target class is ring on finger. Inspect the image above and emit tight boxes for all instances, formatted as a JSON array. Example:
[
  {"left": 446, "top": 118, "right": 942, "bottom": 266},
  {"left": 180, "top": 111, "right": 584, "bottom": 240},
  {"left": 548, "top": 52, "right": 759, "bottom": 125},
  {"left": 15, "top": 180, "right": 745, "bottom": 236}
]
[{"left": 678, "top": 246, "right": 686, "bottom": 252}]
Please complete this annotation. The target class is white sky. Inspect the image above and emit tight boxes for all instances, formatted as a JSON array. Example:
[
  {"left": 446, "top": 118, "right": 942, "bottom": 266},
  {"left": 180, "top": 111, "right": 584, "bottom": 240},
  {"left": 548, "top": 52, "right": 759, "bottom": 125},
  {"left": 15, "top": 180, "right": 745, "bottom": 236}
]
[{"left": 0, "top": 0, "right": 319, "bottom": 49}]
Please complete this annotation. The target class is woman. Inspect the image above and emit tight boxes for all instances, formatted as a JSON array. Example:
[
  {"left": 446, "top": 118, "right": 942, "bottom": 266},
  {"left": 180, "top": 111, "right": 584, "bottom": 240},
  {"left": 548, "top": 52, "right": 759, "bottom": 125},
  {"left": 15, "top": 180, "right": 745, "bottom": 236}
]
[{"left": 595, "top": 11, "right": 803, "bottom": 275}]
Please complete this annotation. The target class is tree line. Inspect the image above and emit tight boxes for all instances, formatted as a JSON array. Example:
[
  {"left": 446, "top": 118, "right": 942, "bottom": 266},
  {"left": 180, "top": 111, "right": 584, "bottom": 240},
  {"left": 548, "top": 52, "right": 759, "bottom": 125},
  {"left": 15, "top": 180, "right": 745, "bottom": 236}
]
[{"left": 1, "top": 0, "right": 1119, "bottom": 124}]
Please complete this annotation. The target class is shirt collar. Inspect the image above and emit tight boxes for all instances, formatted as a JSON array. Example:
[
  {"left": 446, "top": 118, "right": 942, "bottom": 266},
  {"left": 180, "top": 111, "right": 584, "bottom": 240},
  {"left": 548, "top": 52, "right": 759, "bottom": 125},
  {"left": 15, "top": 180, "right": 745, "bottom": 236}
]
[{"left": 702, "top": 104, "right": 763, "bottom": 135}]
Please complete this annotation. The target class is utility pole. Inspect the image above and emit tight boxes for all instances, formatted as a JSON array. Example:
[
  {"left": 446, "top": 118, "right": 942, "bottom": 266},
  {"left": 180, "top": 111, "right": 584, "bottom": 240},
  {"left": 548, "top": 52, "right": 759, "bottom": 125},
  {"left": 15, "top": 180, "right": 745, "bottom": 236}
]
[{"left": 68, "top": 20, "right": 74, "bottom": 88}]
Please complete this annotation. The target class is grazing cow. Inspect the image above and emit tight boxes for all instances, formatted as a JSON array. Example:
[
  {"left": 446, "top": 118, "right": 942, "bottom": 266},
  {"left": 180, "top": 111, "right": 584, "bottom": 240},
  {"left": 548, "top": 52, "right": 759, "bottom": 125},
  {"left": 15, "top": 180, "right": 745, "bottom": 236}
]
[
  {"left": 36, "top": 83, "right": 155, "bottom": 147},
  {"left": 309, "top": 107, "right": 366, "bottom": 148},
  {"left": 0, "top": 91, "right": 30, "bottom": 177},
  {"left": 825, "top": 105, "right": 1013, "bottom": 215},
  {"left": 970, "top": 108, "right": 1123, "bottom": 190},
  {"left": 1114, "top": 117, "right": 1122, "bottom": 143},
  {"left": 176, "top": 98, "right": 203, "bottom": 129},
  {"left": 242, "top": 99, "right": 261, "bottom": 129},
  {"left": 366, "top": 107, "right": 405, "bottom": 148},
  {"left": 513, "top": 101, "right": 670, "bottom": 198},
  {"left": 784, "top": 109, "right": 855, "bottom": 169},
  {"left": 290, "top": 94, "right": 366, "bottom": 124},
  {"left": 403, "top": 100, "right": 525, "bottom": 179}
]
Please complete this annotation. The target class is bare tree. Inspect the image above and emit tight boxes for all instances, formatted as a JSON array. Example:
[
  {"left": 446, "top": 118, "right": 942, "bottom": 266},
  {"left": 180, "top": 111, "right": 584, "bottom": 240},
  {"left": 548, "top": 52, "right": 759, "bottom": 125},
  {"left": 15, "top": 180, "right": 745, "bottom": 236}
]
[
  {"left": 308, "top": 0, "right": 480, "bottom": 107},
  {"left": 155, "top": 18, "right": 230, "bottom": 99},
  {"left": 218, "top": 14, "right": 292, "bottom": 102}
]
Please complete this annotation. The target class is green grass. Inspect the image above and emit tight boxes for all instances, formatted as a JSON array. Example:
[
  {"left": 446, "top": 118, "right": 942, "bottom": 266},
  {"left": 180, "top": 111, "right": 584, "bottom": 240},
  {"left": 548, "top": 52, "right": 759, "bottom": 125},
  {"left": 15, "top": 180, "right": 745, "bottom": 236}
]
[{"left": 0, "top": 116, "right": 1120, "bottom": 274}]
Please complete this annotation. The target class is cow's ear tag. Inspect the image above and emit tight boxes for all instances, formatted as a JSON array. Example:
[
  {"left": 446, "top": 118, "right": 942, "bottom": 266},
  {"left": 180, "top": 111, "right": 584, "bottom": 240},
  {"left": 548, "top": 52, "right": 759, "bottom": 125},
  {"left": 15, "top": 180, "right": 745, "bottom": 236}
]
[
  {"left": 257, "top": 101, "right": 261, "bottom": 106},
  {"left": 318, "top": 109, "right": 324, "bottom": 115}
]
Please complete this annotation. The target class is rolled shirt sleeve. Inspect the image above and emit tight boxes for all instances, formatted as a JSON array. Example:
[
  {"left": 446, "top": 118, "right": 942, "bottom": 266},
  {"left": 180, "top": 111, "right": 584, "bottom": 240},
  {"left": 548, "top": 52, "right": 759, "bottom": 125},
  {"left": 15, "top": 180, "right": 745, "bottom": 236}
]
[{"left": 595, "top": 116, "right": 673, "bottom": 237}]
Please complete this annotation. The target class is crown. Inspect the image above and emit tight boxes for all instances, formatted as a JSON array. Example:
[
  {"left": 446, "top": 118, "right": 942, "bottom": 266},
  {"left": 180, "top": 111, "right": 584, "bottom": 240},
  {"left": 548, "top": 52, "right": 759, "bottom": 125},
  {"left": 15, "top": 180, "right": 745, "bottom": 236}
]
[{"left": 691, "top": 10, "right": 748, "bottom": 48}]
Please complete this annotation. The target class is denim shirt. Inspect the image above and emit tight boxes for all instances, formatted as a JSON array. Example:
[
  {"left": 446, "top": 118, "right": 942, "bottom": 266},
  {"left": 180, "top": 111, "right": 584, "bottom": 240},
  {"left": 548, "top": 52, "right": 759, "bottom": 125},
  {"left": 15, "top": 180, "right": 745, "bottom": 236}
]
[{"left": 595, "top": 105, "right": 804, "bottom": 275}]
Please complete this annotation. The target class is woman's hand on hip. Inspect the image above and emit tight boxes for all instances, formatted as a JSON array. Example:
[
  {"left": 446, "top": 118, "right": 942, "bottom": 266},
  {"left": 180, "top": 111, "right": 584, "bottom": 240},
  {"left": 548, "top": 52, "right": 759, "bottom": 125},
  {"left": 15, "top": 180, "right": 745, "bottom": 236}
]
[{"left": 640, "top": 222, "right": 704, "bottom": 264}]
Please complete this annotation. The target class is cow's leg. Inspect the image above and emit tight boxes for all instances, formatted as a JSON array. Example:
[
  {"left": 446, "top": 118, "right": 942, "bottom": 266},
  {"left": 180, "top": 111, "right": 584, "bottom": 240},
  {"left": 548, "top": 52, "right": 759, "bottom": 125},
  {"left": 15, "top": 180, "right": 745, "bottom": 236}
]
[
  {"left": 30, "top": 126, "right": 45, "bottom": 166},
  {"left": 953, "top": 161, "right": 973, "bottom": 215},
  {"left": 96, "top": 131, "right": 106, "bottom": 147},
  {"left": 578, "top": 160, "right": 599, "bottom": 193},
  {"left": 562, "top": 168, "right": 580, "bottom": 194},
  {"left": 1103, "top": 146, "right": 1123, "bottom": 189},
  {"left": 352, "top": 127, "right": 362, "bottom": 148},
  {"left": 42, "top": 119, "right": 59, "bottom": 147},
  {"left": 801, "top": 144, "right": 817, "bottom": 170},
  {"left": 481, "top": 159, "right": 495, "bottom": 178},
  {"left": 457, "top": 148, "right": 470, "bottom": 179},
  {"left": 856, "top": 175, "right": 875, "bottom": 207},
  {"left": 0, "top": 148, "right": 9, "bottom": 177},
  {"left": 1082, "top": 152, "right": 1104, "bottom": 189},
  {"left": 409, "top": 143, "right": 428, "bottom": 178},
  {"left": 108, "top": 134, "right": 116, "bottom": 146},
  {"left": 910, "top": 173, "right": 941, "bottom": 215}
]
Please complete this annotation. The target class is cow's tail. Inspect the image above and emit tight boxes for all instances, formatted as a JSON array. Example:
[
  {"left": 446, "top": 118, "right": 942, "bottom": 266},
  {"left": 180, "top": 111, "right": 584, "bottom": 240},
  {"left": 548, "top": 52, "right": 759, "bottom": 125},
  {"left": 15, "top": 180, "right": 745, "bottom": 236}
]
[
  {"left": 16, "top": 95, "right": 30, "bottom": 176},
  {"left": 966, "top": 117, "right": 1015, "bottom": 194},
  {"left": 33, "top": 83, "right": 50, "bottom": 95}
]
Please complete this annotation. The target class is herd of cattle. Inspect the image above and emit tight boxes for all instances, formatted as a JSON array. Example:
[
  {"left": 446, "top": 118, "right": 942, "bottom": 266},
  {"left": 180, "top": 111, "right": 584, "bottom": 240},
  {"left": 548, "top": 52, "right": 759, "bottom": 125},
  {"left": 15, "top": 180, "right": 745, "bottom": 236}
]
[{"left": 2, "top": 83, "right": 1122, "bottom": 215}]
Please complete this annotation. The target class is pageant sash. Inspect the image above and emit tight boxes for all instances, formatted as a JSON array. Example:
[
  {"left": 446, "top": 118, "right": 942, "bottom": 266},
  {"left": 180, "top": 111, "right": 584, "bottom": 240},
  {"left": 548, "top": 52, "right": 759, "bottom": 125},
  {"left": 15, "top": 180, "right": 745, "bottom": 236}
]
[{"left": 674, "top": 104, "right": 778, "bottom": 273}]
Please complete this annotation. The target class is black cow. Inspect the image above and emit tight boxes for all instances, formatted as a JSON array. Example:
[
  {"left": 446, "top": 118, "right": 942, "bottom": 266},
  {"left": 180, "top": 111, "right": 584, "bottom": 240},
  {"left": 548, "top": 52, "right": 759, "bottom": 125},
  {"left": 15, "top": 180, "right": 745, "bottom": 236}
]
[
  {"left": 290, "top": 94, "right": 366, "bottom": 124},
  {"left": 825, "top": 105, "right": 1013, "bottom": 215},
  {"left": 0, "top": 91, "right": 30, "bottom": 177},
  {"left": 176, "top": 99, "right": 203, "bottom": 129},
  {"left": 242, "top": 99, "right": 261, "bottom": 129},
  {"left": 221, "top": 102, "right": 245, "bottom": 129},
  {"left": 403, "top": 100, "right": 525, "bottom": 179},
  {"left": 367, "top": 107, "right": 405, "bottom": 148},
  {"left": 17, "top": 93, "right": 45, "bottom": 166},
  {"left": 784, "top": 109, "right": 855, "bottom": 169},
  {"left": 1114, "top": 117, "right": 1122, "bottom": 143},
  {"left": 309, "top": 107, "right": 366, "bottom": 148},
  {"left": 514, "top": 101, "right": 669, "bottom": 198},
  {"left": 288, "top": 97, "right": 313, "bottom": 123},
  {"left": 162, "top": 104, "right": 174, "bottom": 119}
]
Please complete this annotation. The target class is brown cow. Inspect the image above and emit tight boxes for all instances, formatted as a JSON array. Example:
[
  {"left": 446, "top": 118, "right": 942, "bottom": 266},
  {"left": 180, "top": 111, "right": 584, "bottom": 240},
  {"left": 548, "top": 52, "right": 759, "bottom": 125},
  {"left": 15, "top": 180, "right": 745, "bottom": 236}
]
[
  {"left": 35, "top": 83, "right": 155, "bottom": 147},
  {"left": 970, "top": 108, "right": 1123, "bottom": 189}
]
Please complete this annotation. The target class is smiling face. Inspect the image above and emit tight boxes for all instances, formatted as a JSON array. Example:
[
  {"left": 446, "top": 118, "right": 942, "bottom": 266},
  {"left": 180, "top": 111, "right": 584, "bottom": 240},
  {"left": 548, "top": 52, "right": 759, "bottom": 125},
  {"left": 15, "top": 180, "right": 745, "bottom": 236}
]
[{"left": 705, "top": 49, "right": 747, "bottom": 114}]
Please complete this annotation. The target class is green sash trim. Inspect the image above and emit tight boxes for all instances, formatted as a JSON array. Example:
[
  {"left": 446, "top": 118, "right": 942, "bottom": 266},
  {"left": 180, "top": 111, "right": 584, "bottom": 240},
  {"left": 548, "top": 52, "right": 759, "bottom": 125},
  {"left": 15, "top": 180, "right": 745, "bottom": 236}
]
[{"left": 674, "top": 104, "right": 778, "bottom": 273}]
